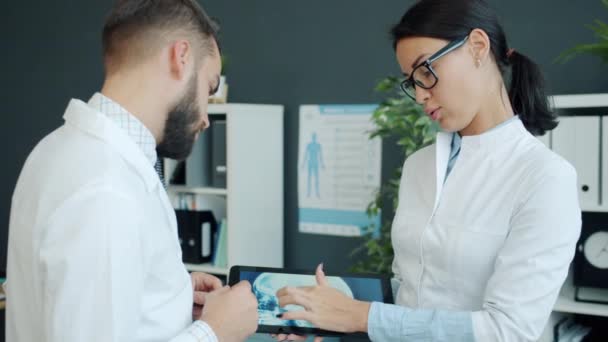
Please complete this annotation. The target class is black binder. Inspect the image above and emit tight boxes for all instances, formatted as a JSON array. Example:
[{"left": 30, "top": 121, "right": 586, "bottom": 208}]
[{"left": 175, "top": 209, "right": 217, "bottom": 264}]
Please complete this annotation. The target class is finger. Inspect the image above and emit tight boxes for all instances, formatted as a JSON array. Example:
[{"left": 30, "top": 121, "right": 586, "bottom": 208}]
[
  {"left": 192, "top": 305, "right": 202, "bottom": 319},
  {"left": 191, "top": 272, "right": 223, "bottom": 291},
  {"left": 203, "top": 274, "right": 223, "bottom": 290},
  {"left": 277, "top": 290, "right": 311, "bottom": 310},
  {"left": 276, "top": 286, "right": 289, "bottom": 297},
  {"left": 273, "top": 334, "right": 287, "bottom": 341},
  {"left": 209, "top": 285, "right": 230, "bottom": 297},
  {"left": 278, "top": 285, "right": 316, "bottom": 296},
  {"left": 193, "top": 291, "right": 207, "bottom": 305},
  {"left": 280, "top": 310, "right": 314, "bottom": 323},
  {"left": 274, "top": 333, "right": 307, "bottom": 341},
  {"left": 277, "top": 289, "right": 310, "bottom": 308},
  {"left": 277, "top": 334, "right": 291, "bottom": 342},
  {"left": 315, "top": 263, "right": 328, "bottom": 287},
  {"left": 190, "top": 272, "right": 206, "bottom": 289},
  {"left": 233, "top": 280, "right": 252, "bottom": 292},
  {"left": 286, "top": 334, "right": 308, "bottom": 340},
  {"left": 276, "top": 285, "right": 309, "bottom": 298},
  {"left": 299, "top": 286, "right": 316, "bottom": 293},
  {"left": 314, "top": 336, "right": 324, "bottom": 342}
]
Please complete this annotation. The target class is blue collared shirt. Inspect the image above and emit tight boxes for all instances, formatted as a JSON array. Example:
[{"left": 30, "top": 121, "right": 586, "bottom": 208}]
[{"left": 445, "top": 115, "right": 518, "bottom": 182}]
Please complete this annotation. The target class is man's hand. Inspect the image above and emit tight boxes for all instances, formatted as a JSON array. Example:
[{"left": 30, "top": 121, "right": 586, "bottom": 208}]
[
  {"left": 191, "top": 272, "right": 223, "bottom": 320},
  {"left": 201, "top": 281, "right": 258, "bottom": 342}
]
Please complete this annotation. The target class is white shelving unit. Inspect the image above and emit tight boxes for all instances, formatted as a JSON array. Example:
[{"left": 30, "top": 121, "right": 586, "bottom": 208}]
[
  {"left": 537, "top": 94, "right": 608, "bottom": 341},
  {"left": 183, "top": 263, "right": 230, "bottom": 276},
  {"left": 165, "top": 103, "right": 285, "bottom": 276},
  {"left": 549, "top": 94, "right": 608, "bottom": 317},
  {"left": 540, "top": 270, "right": 608, "bottom": 341},
  {"left": 168, "top": 185, "right": 228, "bottom": 196},
  {"left": 551, "top": 93, "right": 608, "bottom": 109}
]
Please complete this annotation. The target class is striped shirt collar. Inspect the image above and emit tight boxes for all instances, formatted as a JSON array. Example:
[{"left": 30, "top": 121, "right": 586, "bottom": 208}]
[{"left": 88, "top": 92, "right": 158, "bottom": 167}]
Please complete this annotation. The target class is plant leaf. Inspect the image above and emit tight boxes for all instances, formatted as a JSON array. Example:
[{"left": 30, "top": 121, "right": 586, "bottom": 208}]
[
  {"left": 350, "top": 75, "right": 434, "bottom": 275},
  {"left": 556, "top": 6, "right": 608, "bottom": 64}
]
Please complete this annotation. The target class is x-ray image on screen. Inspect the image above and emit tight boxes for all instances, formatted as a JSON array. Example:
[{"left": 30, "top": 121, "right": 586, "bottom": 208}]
[{"left": 240, "top": 271, "right": 383, "bottom": 328}]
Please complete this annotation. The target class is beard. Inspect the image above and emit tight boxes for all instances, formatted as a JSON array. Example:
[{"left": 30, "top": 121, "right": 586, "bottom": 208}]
[{"left": 156, "top": 74, "right": 201, "bottom": 161}]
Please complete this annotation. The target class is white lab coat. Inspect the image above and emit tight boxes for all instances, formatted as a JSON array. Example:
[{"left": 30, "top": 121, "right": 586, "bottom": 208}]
[
  {"left": 6, "top": 99, "right": 198, "bottom": 341},
  {"left": 391, "top": 117, "right": 581, "bottom": 341}
]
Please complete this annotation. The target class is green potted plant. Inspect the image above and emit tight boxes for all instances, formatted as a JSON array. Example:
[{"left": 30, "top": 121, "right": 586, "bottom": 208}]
[
  {"left": 557, "top": 0, "right": 608, "bottom": 64},
  {"left": 350, "top": 76, "right": 438, "bottom": 275}
]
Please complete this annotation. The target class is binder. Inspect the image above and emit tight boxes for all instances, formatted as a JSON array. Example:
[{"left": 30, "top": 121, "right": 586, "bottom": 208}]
[
  {"left": 211, "top": 120, "right": 227, "bottom": 188},
  {"left": 176, "top": 210, "right": 217, "bottom": 264},
  {"left": 552, "top": 116, "right": 601, "bottom": 210},
  {"left": 603, "top": 116, "right": 607, "bottom": 207},
  {"left": 186, "top": 130, "right": 212, "bottom": 187}
]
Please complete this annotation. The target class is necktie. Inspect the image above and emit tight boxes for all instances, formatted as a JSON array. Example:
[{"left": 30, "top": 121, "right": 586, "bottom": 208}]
[{"left": 154, "top": 159, "right": 166, "bottom": 188}]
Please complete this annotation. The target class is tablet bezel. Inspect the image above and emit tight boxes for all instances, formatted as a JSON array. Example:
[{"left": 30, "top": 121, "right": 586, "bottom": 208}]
[{"left": 228, "top": 265, "right": 394, "bottom": 336}]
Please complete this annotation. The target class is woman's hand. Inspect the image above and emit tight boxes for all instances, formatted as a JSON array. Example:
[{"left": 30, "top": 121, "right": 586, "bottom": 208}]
[{"left": 275, "top": 264, "right": 371, "bottom": 333}]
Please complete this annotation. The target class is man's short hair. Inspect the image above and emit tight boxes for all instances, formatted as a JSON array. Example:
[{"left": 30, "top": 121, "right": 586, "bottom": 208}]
[{"left": 102, "top": 0, "right": 220, "bottom": 73}]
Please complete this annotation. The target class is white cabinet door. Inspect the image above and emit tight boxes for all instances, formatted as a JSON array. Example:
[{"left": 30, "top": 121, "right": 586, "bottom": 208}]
[
  {"left": 552, "top": 116, "right": 601, "bottom": 210},
  {"left": 603, "top": 117, "right": 608, "bottom": 207},
  {"left": 536, "top": 131, "right": 551, "bottom": 149}
]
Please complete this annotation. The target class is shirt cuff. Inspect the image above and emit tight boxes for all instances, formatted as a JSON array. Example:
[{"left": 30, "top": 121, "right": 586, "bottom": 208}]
[
  {"left": 367, "top": 302, "right": 475, "bottom": 342},
  {"left": 367, "top": 301, "right": 407, "bottom": 341},
  {"left": 189, "top": 321, "right": 218, "bottom": 342}
]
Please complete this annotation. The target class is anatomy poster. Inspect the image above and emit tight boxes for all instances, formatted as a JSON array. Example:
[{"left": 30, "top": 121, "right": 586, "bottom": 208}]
[{"left": 298, "top": 105, "right": 382, "bottom": 237}]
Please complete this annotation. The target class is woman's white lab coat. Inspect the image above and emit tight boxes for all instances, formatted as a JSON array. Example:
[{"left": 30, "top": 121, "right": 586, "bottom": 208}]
[{"left": 391, "top": 118, "right": 581, "bottom": 341}]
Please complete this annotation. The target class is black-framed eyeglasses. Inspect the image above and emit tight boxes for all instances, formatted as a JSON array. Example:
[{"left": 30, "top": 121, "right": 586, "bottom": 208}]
[{"left": 400, "top": 35, "right": 469, "bottom": 100}]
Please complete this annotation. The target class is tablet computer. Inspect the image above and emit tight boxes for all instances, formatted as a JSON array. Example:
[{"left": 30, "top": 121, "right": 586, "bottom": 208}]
[{"left": 228, "top": 265, "right": 394, "bottom": 336}]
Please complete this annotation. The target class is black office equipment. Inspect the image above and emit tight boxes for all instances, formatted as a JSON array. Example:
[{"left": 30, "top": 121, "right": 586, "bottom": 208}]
[
  {"left": 176, "top": 210, "right": 217, "bottom": 264},
  {"left": 573, "top": 212, "right": 608, "bottom": 304}
]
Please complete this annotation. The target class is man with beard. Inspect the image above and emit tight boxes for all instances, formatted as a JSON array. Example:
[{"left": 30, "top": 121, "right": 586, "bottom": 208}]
[{"left": 5, "top": 1, "right": 258, "bottom": 341}]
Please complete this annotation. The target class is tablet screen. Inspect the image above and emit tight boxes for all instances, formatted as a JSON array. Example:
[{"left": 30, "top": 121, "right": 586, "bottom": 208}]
[{"left": 234, "top": 268, "right": 390, "bottom": 331}]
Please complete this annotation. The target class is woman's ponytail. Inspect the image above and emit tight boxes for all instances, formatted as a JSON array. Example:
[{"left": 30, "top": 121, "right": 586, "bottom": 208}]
[{"left": 508, "top": 51, "right": 558, "bottom": 136}]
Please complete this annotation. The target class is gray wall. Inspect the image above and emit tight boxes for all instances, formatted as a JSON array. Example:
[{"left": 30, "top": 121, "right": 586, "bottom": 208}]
[{"left": 1, "top": 0, "right": 607, "bottom": 272}]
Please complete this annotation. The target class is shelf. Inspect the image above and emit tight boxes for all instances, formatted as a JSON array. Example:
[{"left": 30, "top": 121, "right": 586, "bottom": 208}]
[
  {"left": 554, "top": 296, "right": 608, "bottom": 317},
  {"left": 579, "top": 204, "right": 608, "bottom": 213},
  {"left": 184, "top": 263, "right": 229, "bottom": 275},
  {"left": 167, "top": 185, "right": 227, "bottom": 196},
  {"left": 550, "top": 93, "right": 608, "bottom": 109},
  {"left": 167, "top": 104, "right": 284, "bottom": 273},
  {"left": 207, "top": 103, "right": 285, "bottom": 115},
  {"left": 553, "top": 279, "right": 608, "bottom": 317}
]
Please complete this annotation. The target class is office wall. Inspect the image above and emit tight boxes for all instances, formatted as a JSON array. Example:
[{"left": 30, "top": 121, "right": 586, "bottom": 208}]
[{"left": 1, "top": 0, "right": 607, "bottom": 272}]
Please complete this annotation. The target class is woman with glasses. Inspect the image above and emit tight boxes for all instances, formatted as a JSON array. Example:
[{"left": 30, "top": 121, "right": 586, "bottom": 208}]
[{"left": 275, "top": 0, "right": 581, "bottom": 341}]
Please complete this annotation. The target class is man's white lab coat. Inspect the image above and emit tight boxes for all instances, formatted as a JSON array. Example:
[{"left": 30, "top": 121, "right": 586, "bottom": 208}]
[{"left": 6, "top": 99, "right": 201, "bottom": 341}]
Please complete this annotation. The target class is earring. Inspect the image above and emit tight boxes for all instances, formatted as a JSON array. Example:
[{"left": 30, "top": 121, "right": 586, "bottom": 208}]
[{"left": 476, "top": 58, "right": 481, "bottom": 67}]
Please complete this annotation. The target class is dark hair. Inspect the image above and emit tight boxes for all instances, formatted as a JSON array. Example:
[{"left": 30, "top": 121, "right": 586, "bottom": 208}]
[
  {"left": 102, "top": 0, "right": 220, "bottom": 71},
  {"left": 391, "top": 0, "right": 557, "bottom": 136}
]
